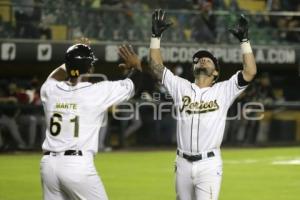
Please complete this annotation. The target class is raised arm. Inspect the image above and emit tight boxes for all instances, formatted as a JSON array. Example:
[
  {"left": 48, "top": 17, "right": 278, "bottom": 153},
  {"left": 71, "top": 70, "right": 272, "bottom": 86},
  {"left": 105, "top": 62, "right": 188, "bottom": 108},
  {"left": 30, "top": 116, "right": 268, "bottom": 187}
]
[
  {"left": 47, "top": 38, "right": 93, "bottom": 81},
  {"left": 118, "top": 44, "right": 142, "bottom": 93},
  {"left": 229, "top": 14, "right": 257, "bottom": 82},
  {"left": 47, "top": 64, "right": 67, "bottom": 81},
  {"left": 149, "top": 9, "right": 172, "bottom": 81},
  {"left": 149, "top": 46, "right": 164, "bottom": 81}
]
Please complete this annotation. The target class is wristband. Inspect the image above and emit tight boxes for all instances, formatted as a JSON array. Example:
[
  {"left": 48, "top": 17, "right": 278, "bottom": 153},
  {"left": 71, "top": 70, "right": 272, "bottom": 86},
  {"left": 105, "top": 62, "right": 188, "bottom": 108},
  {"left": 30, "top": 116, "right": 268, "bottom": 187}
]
[
  {"left": 150, "top": 37, "right": 161, "bottom": 49},
  {"left": 240, "top": 41, "right": 252, "bottom": 54}
]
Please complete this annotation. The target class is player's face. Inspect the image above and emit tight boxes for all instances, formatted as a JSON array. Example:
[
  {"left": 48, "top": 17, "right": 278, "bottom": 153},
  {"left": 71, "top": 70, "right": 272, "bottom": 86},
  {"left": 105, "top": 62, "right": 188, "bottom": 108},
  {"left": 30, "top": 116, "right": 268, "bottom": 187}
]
[{"left": 193, "top": 57, "right": 216, "bottom": 77}]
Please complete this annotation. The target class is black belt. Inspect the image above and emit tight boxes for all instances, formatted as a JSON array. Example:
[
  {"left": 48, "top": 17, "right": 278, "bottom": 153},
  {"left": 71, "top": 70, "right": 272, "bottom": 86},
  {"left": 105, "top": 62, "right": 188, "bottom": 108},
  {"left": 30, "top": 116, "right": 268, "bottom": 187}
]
[
  {"left": 177, "top": 150, "right": 215, "bottom": 162},
  {"left": 44, "top": 150, "right": 83, "bottom": 156}
]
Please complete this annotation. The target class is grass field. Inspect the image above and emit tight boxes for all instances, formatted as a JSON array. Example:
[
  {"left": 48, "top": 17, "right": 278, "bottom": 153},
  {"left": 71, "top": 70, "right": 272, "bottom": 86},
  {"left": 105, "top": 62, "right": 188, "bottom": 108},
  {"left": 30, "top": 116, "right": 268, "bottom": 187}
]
[{"left": 0, "top": 147, "right": 299, "bottom": 200}]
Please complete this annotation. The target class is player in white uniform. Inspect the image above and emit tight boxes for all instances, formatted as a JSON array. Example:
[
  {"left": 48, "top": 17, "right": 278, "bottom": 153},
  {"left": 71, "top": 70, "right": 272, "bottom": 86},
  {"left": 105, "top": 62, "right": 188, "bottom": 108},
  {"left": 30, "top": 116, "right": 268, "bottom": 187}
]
[
  {"left": 149, "top": 10, "right": 257, "bottom": 200},
  {"left": 40, "top": 43, "right": 141, "bottom": 200}
]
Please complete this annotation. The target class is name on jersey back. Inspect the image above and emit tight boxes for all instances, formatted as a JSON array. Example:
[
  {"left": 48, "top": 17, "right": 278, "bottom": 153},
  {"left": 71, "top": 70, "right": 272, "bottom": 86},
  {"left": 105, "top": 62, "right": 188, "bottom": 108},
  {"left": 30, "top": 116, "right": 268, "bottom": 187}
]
[{"left": 55, "top": 103, "right": 77, "bottom": 110}]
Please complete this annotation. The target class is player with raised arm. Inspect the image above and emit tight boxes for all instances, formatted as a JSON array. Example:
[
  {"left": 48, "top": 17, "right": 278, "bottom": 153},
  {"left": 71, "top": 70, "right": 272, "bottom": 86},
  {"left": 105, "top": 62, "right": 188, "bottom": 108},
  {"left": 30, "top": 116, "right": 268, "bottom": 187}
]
[
  {"left": 149, "top": 9, "right": 256, "bottom": 200},
  {"left": 40, "top": 41, "right": 141, "bottom": 200}
]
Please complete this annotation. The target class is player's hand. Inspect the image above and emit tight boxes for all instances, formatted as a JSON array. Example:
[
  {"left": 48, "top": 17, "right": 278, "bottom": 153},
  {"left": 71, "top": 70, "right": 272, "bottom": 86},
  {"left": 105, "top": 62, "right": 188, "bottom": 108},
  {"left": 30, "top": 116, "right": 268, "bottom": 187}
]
[
  {"left": 118, "top": 44, "right": 142, "bottom": 71},
  {"left": 228, "top": 14, "right": 249, "bottom": 42},
  {"left": 152, "top": 9, "right": 172, "bottom": 38}
]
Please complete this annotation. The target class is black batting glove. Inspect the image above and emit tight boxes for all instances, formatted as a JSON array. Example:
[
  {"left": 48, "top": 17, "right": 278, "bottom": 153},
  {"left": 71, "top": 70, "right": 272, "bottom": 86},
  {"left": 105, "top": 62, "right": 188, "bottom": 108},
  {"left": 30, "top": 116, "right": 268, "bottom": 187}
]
[
  {"left": 152, "top": 9, "right": 172, "bottom": 38},
  {"left": 228, "top": 14, "right": 249, "bottom": 42}
]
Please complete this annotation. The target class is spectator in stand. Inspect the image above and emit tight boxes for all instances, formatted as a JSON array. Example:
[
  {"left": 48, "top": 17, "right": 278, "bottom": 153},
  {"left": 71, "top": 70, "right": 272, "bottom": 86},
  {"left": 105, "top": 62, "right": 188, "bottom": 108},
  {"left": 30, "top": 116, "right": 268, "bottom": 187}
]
[
  {"left": 0, "top": 82, "right": 27, "bottom": 150},
  {"left": 191, "top": 0, "right": 217, "bottom": 43},
  {"left": 169, "top": 0, "right": 194, "bottom": 9},
  {"left": 13, "top": 78, "right": 45, "bottom": 149},
  {"left": 0, "top": 79, "right": 44, "bottom": 149},
  {"left": 13, "top": 0, "right": 42, "bottom": 38},
  {"left": 0, "top": 16, "right": 14, "bottom": 38},
  {"left": 285, "top": 3, "right": 300, "bottom": 42},
  {"left": 274, "top": 0, "right": 298, "bottom": 11},
  {"left": 254, "top": 73, "right": 276, "bottom": 104},
  {"left": 122, "top": 0, "right": 150, "bottom": 41},
  {"left": 227, "top": 0, "right": 239, "bottom": 11},
  {"left": 229, "top": 73, "right": 278, "bottom": 145},
  {"left": 254, "top": 73, "right": 281, "bottom": 143},
  {"left": 38, "top": 21, "right": 52, "bottom": 39},
  {"left": 265, "top": 0, "right": 298, "bottom": 42},
  {"left": 212, "top": 0, "right": 226, "bottom": 10}
]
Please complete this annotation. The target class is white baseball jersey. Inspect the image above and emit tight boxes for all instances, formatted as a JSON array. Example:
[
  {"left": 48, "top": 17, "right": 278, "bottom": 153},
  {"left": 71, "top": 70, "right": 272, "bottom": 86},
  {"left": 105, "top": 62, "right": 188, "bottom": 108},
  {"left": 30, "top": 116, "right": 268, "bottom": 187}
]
[
  {"left": 162, "top": 68, "right": 247, "bottom": 154},
  {"left": 40, "top": 78, "right": 134, "bottom": 154}
]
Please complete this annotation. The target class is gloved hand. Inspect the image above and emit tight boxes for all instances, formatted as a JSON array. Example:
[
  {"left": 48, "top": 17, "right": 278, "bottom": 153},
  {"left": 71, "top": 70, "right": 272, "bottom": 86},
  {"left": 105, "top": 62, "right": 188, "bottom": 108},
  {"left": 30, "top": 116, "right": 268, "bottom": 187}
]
[
  {"left": 229, "top": 14, "right": 249, "bottom": 42},
  {"left": 152, "top": 9, "right": 172, "bottom": 38}
]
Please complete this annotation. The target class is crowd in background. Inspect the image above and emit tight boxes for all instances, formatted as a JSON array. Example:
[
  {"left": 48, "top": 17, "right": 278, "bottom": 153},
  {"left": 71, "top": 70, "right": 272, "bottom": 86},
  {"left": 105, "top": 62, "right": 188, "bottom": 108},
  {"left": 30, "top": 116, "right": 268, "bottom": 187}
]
[
  {"left": 0, "top": 77, "right": 45, "bottom": 151},
  {"left": 0, "top": 67, "right": 299, "bottom": 151},
  {"left": 0, "top": 0, "right": 299, "bottom": 151},
  {"left": 0, "top": 0, "right": 299, "bottom": 43}
]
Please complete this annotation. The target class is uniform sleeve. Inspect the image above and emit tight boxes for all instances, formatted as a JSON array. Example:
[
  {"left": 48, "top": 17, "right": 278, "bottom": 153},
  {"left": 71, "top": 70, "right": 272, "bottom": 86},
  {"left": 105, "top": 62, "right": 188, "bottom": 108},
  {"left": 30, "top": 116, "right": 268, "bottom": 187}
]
[
  {"left": 97, "top": 78, "right": 134, "bottom": 108},
  {"left": 162, "top": 68, "right": 190, "bottom": 103},
  {"left": 223, "top": 71, "right": 248, "bottom": 105},
  {"left": 40, "top": 78, "right": 57, "bottom": 103}
]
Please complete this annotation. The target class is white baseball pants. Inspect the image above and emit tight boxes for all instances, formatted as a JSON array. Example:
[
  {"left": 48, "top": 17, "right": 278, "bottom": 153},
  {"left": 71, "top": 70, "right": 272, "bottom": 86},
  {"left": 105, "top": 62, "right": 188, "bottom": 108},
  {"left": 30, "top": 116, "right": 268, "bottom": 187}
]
[
  {"left": 175, "top": 150, "right": 223, "bottom": 200},
  {"left": 40, "top": 152, "right": 108, "bottom": 200}
]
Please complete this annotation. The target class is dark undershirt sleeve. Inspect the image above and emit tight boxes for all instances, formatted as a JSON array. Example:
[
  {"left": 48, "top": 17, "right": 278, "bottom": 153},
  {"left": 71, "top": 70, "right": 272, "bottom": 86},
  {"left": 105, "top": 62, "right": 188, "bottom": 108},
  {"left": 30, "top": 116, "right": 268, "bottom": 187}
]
[
  {"left": 127, "top": 69, "right": 142, "bottom": 94},
  {"left": 237, "top": 71, "right": 251, "bottom": 87}
]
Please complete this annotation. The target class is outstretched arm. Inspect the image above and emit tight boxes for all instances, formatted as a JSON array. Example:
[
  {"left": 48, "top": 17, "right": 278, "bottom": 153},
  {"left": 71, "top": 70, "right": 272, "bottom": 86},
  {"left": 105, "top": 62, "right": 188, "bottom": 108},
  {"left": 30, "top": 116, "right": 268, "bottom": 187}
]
[
  {"left": 118, "top": 44, "right": 142, "bottom": 72},
  {"left": 118, "top": 44, "right": 142, "bottom": 93},
  {"left": 229, "top": 14, "right": 257, "bottom": 83},
  {"left": 149, "top": 9, "right": 172, "bottom": 81}
]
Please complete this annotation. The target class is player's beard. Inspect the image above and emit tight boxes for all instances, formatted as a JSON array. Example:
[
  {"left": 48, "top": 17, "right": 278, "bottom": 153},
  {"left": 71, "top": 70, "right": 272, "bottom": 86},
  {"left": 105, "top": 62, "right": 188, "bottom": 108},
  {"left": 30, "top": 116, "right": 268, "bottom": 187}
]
[{"left": 193, "top": 67, "right": 213, "bottom": 78}]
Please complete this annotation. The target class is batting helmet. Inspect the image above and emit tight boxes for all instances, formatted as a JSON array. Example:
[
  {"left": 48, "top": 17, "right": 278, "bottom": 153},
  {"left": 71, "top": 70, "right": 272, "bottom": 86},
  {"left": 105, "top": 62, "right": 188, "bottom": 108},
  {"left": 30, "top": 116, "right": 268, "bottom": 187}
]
[
  {"left": 65, "top": 44, "right": 98, "bottom": 78},
  {"left": 192, "top": 50, "right": 220, "bottom": 81},
  {"left": 192, "top": 50, "right": 219, "bottom": 71}
]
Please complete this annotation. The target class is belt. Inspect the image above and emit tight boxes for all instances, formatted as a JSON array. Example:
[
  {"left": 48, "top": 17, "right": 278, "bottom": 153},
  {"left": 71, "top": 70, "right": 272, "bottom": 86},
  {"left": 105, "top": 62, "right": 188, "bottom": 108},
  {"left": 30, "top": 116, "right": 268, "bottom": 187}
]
[
  {"left": 177, "top": 149, "right": 215, "bottom": 162},
  {"left": 44, "top": 150, "right": 83, "bottom": 156}
]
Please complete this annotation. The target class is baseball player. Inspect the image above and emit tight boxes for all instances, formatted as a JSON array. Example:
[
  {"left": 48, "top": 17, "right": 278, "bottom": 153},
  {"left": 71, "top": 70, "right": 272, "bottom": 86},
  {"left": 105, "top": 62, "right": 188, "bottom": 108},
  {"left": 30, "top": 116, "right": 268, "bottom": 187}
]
[
  {"left": 149, "top": 10, "right": 257, "bottom": 200},
  {"left": 40, "top": 43, "right": 141, "bottom": 200}
]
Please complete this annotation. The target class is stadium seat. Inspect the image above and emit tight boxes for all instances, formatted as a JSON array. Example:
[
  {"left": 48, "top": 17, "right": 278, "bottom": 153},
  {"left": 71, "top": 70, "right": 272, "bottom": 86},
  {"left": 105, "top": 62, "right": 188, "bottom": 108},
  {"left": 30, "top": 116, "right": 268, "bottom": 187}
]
[
  {"left": 0, "top": 0, "right": 11, "bottom": 22},
  {"left": 50, "top": 25, "right": 67, "bottom": 40},
  {"left": 224, "top": 0, "right": 266, "bottom": 12}
]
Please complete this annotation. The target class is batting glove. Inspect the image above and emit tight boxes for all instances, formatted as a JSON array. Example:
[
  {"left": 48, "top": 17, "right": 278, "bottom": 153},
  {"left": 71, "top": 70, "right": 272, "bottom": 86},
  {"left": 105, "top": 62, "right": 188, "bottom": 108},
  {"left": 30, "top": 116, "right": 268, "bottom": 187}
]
[
  {"left": 229, "top": 14, "right": 249, "bottom": 42},
  {"left": 152, "top": 9, "right": 172, "bottom": 38}
]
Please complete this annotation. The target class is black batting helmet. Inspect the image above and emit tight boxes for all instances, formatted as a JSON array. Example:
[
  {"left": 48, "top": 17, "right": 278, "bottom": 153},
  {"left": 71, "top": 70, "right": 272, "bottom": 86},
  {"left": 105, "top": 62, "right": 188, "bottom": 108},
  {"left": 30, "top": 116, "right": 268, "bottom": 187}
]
[
  {"left": 65, "top": 44, "right": 98, "bottom": 78},
  {"left": 192, "top": 50, "right": 219, "bottom": 71},
  {"left": 192, "top": 50, "right": 220, "bottom": 81}
]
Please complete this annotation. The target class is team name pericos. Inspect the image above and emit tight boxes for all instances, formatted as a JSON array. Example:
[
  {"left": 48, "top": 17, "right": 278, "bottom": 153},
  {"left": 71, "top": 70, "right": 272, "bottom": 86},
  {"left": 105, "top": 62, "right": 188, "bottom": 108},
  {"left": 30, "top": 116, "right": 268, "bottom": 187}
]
[{"left": 180, "top": 96, "right": 219, "bottom": 114}]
